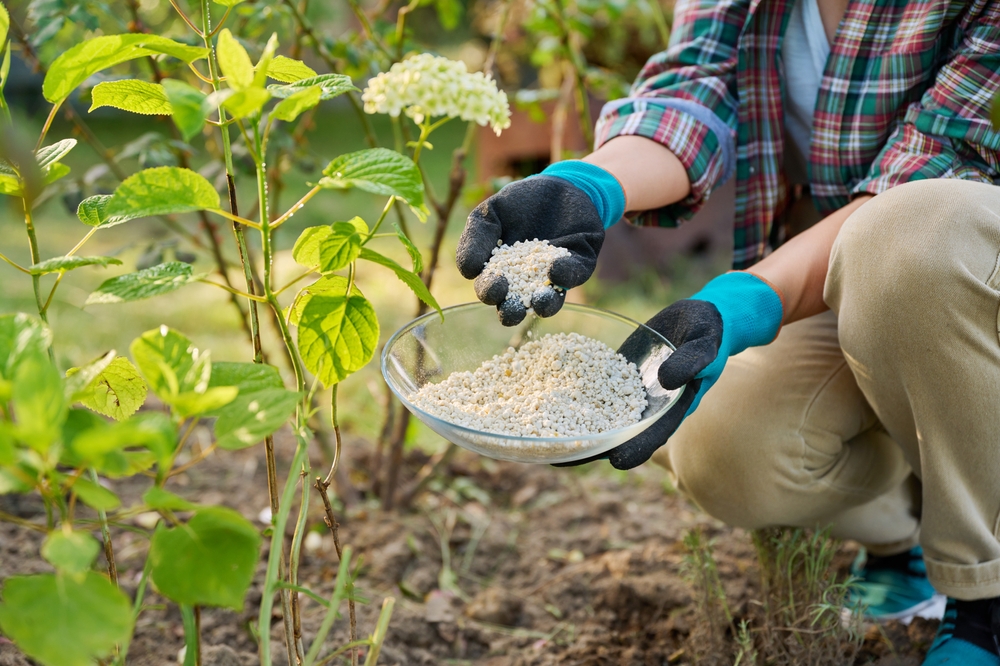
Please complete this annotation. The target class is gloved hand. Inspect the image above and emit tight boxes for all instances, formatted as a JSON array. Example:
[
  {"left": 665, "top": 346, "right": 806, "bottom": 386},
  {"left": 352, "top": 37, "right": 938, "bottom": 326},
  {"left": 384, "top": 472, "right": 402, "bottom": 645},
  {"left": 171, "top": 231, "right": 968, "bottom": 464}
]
[
  {"left": 456, "top": 160, "right": 625, "bottom": 326},
  {"left": 557, "top": 271, "right": 784, "bottom": 470}
]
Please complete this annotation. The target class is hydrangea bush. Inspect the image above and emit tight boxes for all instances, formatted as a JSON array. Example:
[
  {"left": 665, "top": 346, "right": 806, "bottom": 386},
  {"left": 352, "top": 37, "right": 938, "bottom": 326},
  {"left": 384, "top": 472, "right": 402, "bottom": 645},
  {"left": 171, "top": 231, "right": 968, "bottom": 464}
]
[{"left": 0, "top": 0, "right": 509, "bottom": 663}]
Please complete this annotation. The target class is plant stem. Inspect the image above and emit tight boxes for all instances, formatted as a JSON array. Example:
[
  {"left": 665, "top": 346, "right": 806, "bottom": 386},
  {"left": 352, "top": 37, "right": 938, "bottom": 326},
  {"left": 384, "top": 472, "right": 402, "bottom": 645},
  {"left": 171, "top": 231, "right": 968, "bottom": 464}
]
[
  {"left": 170, "top": 0, "right": 203, "bottom": 35},
  {"left": 274, "top": 266, "right": 319, "bottom": 296},
  {"left": 302, "top": 547, "right": 355, "bottom": 666},
  {"left": 271, "top": 185, "right": 320, "bottom": 228},
  {"left": 197, "top": 278, "right": 269, "bottom": 302},
  {"left": 258, "top": 437, "right": 307, "bottom": 666},
  {"left": 322, "top": 385, "right": 342, "bottom": 486},
  {"left": 209, "top": 208, "right": 262, "bottom": 229},
  {"left": 193, "top": 1, "right": 297, "bottom": 661},
  {"left": 39, "top": 273, "right": 63, "bottom": 316},
  {"left": 253, "top": 112, "right": 311, "bottom": 664},
  {"left": 362, "top": 197, "right": 396, "bottom": 245},
  {"left": 195, "top": 0, "right": 266, "bottom": 367},
  {"left": 0, "top": 250, "right": 31, "bottom": 274},
  {"left": 180, "top": 604, "right": 201, "bottom": 666},
  {"left": 22, "top": 204, "right": 48, "bottom": 326},
  {"left": 289, "top": 467, "right": 310, "bottom": 652},
  {"left": 363, "top": 598, "right": 396, "bottom": 666},
  {"left": 114, "top": 560, "right": 150, "bottom": 666},
  {"left": 315, "top": 476, "right": 358, "bottom": 666},
  {"left": 89, "top": 467, "right": 119, "bottom": 587},
  {"left": 35, "top": 103, "right": 61, "bottom": 151}
]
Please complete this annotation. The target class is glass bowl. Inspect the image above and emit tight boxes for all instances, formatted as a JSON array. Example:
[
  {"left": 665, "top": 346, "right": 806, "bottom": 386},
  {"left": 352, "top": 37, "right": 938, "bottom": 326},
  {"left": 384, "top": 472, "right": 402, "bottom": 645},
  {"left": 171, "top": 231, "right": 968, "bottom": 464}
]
[{"left": 381, "top": 302, "right": 683, "bottom": 464}]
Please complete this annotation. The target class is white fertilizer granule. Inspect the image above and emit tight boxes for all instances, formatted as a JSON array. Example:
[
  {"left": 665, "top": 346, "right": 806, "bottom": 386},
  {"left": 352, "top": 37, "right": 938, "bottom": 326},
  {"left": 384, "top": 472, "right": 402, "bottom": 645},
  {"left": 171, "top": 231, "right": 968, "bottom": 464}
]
[
  {"left": 481, "top": 239, "right": 571, "bottom": 309},
  {"left": 409, "top": 332, "right": 648, "bottom": 438}
]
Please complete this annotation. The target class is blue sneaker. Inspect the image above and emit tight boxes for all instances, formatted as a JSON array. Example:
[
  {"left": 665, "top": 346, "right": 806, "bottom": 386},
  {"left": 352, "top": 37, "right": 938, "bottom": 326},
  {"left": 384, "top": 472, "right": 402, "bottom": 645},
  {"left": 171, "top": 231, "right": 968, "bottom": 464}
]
[
  {"left": 922, "top": 597, "right": 1000, "bottom": 665},
  {"left": 850, "top": 546, "right": 946, "bottom": 621}
]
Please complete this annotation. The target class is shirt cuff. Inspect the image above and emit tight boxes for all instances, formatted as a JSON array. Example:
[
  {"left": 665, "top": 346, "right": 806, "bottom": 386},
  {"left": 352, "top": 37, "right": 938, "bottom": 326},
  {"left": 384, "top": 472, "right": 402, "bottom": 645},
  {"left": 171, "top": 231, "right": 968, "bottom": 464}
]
[{"left": 595, "top": 97, "right": 735, "bottom": 227}]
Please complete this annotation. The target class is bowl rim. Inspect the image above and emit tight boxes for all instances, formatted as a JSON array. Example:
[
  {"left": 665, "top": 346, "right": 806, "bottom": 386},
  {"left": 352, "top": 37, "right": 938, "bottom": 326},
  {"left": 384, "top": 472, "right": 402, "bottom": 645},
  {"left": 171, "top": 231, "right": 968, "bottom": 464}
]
[{"left": 380, "top": 301, "right": 681, "bottom": 444}]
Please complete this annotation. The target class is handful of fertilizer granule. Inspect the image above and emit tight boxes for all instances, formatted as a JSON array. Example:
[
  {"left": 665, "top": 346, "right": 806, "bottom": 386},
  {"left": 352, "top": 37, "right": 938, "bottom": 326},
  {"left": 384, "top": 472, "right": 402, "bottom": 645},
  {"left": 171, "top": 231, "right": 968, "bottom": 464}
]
[
  {"left": 476, "top": 239, "right": 571, "bottom": 323},
  {"left": 409, "top": 332, "right": 648, "bottom": 438}
]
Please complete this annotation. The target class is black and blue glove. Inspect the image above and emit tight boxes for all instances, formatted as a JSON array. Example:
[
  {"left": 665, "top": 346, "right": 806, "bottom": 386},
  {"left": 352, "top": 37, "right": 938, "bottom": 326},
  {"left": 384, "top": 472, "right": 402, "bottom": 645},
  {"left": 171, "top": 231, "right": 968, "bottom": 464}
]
[
  {"left": 456, "top": 161, "right": 626, "bottom": 326},
  {"left": 558, "top": 271, "right": 784, "bottom": 469}
]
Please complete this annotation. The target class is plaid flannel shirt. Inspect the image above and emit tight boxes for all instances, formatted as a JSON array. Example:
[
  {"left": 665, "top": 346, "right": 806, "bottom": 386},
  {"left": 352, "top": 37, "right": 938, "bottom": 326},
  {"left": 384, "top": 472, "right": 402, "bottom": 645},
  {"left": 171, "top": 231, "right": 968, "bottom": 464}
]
[{"left": 595, "top": 0, "right": 1000, "bottom": 267}]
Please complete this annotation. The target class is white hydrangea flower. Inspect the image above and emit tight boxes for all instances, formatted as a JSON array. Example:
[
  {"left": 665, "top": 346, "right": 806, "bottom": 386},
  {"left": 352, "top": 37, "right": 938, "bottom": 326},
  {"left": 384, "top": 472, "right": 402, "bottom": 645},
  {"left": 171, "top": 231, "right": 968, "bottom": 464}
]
[{"left": 362, "top": 53, "right": 512, "bottom": 136}]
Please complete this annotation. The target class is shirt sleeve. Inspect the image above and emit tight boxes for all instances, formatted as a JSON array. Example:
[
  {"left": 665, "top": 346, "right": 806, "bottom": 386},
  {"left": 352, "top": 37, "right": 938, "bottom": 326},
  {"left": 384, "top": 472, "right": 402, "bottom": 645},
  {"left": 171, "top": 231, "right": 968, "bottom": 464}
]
[
  {"left": 853, "top": 1, "right": 1000, "bottom": 196},
  {"left": 594, "top": 0, "right": 745, "bottom": 227}
]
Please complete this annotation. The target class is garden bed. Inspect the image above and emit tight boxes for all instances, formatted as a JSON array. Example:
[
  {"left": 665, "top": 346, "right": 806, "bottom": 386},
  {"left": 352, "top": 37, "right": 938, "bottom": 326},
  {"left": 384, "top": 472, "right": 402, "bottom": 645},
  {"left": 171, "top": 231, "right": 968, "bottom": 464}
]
[{"left": 0, "top": 430, "right": 937, "bottom": 665}]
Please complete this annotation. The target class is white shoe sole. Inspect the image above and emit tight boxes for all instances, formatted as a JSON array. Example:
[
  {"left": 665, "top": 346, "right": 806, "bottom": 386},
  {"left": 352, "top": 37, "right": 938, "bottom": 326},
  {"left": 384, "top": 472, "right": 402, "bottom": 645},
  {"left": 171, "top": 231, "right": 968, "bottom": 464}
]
[{"left": 843, "top": 594, "right": 949, "bottom": 626}]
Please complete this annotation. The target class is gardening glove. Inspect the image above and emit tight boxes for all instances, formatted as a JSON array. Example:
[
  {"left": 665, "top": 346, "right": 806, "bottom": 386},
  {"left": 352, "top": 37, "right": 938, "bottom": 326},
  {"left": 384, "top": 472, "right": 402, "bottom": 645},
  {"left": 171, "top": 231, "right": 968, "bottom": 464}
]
[
  {"left": 556, "top": 271, "right": 784, "bottom": 470},
  {"left": 456, "top": 160, "right": 625, "bottom": 326}
]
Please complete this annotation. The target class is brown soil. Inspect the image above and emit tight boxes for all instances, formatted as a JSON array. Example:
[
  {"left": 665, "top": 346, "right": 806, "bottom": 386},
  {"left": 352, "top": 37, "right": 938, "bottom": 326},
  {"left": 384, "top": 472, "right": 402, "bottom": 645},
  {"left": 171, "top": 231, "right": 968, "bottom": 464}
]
[{"left": 0, "top": 430, "right": 937, "bottom": 665}]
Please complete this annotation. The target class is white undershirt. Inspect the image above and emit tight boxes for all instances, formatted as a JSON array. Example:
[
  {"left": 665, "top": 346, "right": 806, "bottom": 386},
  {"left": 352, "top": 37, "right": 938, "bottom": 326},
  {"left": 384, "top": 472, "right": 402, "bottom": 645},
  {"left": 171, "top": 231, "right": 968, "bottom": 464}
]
[{"left": 782, "top": 0, "right": 830, "bottom": 184}]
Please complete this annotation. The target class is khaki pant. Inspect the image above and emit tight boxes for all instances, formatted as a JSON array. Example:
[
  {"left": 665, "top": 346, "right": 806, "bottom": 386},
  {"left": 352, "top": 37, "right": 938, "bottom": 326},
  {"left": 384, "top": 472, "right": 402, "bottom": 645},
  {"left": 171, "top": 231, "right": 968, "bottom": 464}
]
[{"left": 652, "top": 179, "right": 1000, "bottom": 600}]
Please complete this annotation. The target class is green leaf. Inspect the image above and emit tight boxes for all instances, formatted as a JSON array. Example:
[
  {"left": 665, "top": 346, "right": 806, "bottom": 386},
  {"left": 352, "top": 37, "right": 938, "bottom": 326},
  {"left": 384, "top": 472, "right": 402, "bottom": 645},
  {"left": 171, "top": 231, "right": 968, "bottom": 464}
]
[
  {"left": 292, "top": 225, "right": 330, "bottom": 268},
  {"left": 44, "top": 34, "right": 209, "bottom": 104},
  {"left": 0, "top": 426, "right": 15, "bottom": 465},
  {"left": 105, "top": 166, "right": 219, "bottom": 221},
  {"left": 297, "top": 294, "right": 379, "bottom": 386},
  {"left": 216, "top": 29, "right": 253, "bottom": 90},
  {"left": 0, "top": 44, "right": 10, "bottom": 94},
  {"left": 68, "top": 411, "right": 175, "bottom": 473},
  {"left": 128, "top": 327, "right": 235, "bottom": 417},
  {"left": 36, "top": 139, "right": 76, "bottom": 169},
  {"left": 320, "top": 148, "right": 426, "bottom": 218},
  {"left": 163, "top": 79, "right": 208, "bottom": 141},
  {"left": 220, "top": 87, "right": 270, "bottom": 120},
  {"left": 207, "top": 361, "right": 283, "bottom": 393},
  {"left": 89, "top": 79, "right": 171, "bottom": 115},
  {"left": 395, "top": 223, "right": 423, "bottom": 274},
  {"left": 169, "top": 386, "right": 238, "bottom": 418},
  {"left": 65, "top": 351, "right": 115, "bottom": 400},
  {"left": 434, "top": 0, "right": 463, "bottom": 30},
  {"left": 43, "top": 162, "right": 70, "bottom": 186},
  {"left": 0, "top": 172, "right": 20, "bottom": 196},
  {"left": 213, "top": 0, "right": 245, "bottom": 6},
  {"left": 252, "top": 33, "right": 278, "bottom": 90},
  {"left": 12, "top": 353, "right": 66, "bottom": 452},
  {"left": 0, "top": 573, "right": 133, "bottom": 666},
  {"left": 0, "top": 313, "right": 53, "bottom": 383},
  {"left": 148, "top": 507, "right": 261, "bottom": 609},
  {"left": 78, "top": 411, "right": 176, "bottom": 468},
  {"left": 271, "top": 85, "right": 321, "bottom": 123},
  {"left": 0, "top": 2, "right": 9, "bottom": 47},
  {"left": 319, "top": 221, "right": 363, "bottom": 272},
  {"left": 129, "top": 326, "right": 210, "bottom": 400},
  {"left": 143, "top": 486, "right": 197, "bottom": 511},
  {"left": 213, "top": 388, "right": 300, "bottom": 450},
  {"left": 77, "top": 194, "right": 158, "bottom": 229},
  {"left": 72, "top": 477, "right": 121, "bottom": 511},
  {"left": 287, "top": 276, "right": 361, "bottom": 326},
  {"left": 266, "top": 56, "right": 316, "bottom": 83},
  {"left": 86, "top": 262, "right": 203, "bottom": 305},
  {"left": 0, "top": 467, "right": 32, "bottom": 494},
  {"left": 69, "top": 356, "right": 147, "bottom": 420},
  {"left": 29, "top": 255, "right": 122, "bottom": 275},
  {"left": 76, "top": 195, "right": 111, "bottom": 226},
  {"left": 359, "top": 247, "right": 441, "bottom": 317},
  {"left": 291, "top": 216, "right": 368, "bottom": 269},
  {"left": 42, "top": 530, "right": 100, "bottom": 574},
  {"left": 268, "top": 73, "right": 356, "bottom": 100}
]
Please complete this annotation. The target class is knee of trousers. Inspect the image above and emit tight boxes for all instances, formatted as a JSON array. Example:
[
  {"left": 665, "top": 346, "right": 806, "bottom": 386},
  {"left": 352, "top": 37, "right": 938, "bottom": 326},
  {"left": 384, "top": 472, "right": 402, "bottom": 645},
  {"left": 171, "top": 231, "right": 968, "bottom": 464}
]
[
  {"left": 661, "top": 400, "right": 827, "bottom": 531},
  {"left": 825, "top": 179, "right": 1000, "bottom": 350}
]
